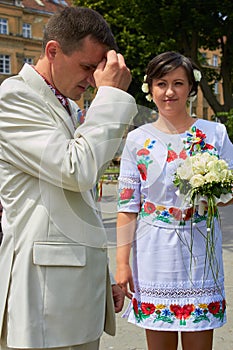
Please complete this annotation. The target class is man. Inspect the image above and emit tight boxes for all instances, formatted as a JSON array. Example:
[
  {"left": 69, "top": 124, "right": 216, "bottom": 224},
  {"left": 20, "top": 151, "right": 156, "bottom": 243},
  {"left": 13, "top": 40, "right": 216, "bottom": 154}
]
[
  {"left": 0, "top": 202, "right": 2, "bottom": 244},
  {"left": 0, "top": 7, "right": 137, "bottom": 350}
]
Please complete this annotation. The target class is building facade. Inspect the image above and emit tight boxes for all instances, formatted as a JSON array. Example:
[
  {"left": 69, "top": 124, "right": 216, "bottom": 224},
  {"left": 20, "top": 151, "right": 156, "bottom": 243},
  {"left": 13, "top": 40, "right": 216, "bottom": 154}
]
[
  {"left": 0, "top": 0, "right": 96, "bottom": 110},
  {"left": 190, "top": 49, "right": 223, "bottom": 120},
  {"left": 0, "top": 0, "right": 69, "bottom": 81},
  {"left": 0, "top": 1, "right": 224, "bottom": 118}
]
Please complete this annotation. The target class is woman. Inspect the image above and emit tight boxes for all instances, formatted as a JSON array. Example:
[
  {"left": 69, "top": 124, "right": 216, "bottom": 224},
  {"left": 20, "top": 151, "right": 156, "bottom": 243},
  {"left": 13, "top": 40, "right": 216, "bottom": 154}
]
[{"left": 115, "top": 51, "right": 233, "bottom": 350}]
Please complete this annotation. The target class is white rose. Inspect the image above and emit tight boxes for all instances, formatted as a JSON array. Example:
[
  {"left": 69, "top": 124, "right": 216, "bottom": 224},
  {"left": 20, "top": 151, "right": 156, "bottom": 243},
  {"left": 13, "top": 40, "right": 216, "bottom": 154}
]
[
  {"left": 192, "top": 158, "right": 207, "bottom": 175},
  {"left": 220, "top": 169, "right": 233, "bottom": 181},
  {"left": 176, "top": 160, "right": 194, "bottom": 180},
  {"left": 201, "top": 152, "right": 213, "bottom": 162},
  {"left": 142, "top": 83, "right": 149, "bottom": 93},
  {"left": 207, "top": 159, "right": 228, "bottom": 173},
  {"left": 190, "top": 174, "right": 205, "bottom": 188},
  {"left": 145, "top": 93, "right": 153, "bottom": 102},
  {"left": 206, "top": 160, "right": 218, "bottom": 172},
  {"left": 204, "top": 171, "right": 220, "bottom": 183},
  {"left": 193, "top": 69, "right": 202, "bottom": 82},
  {"left": 217, "top": 159, "right": 228, "bottom": 171}
]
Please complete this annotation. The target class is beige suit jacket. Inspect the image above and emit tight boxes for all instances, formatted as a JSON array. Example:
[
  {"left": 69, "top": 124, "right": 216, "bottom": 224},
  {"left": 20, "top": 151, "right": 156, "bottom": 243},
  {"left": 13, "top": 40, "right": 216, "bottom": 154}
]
[{"left": 0, "top": 64, "right": 137, "bottom": 348}]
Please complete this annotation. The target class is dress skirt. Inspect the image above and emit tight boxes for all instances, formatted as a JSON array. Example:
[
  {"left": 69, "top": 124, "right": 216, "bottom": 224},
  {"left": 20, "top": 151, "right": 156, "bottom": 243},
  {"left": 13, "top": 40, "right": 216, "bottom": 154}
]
[{"left": 123, "top": 219, "right": 226, "bottom": 331}]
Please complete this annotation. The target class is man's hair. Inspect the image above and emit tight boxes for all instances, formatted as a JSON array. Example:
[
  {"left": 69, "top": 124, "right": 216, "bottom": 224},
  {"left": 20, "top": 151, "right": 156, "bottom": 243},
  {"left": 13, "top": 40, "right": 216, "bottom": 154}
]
[{"left": 42, "top": 6, "right": 117, "bottom": 54}]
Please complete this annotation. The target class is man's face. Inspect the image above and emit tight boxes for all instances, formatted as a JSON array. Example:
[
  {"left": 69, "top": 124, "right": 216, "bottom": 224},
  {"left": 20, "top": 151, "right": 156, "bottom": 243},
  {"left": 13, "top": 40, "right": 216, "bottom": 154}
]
[{"left": 50, "top": 36, "right": 108, "bottom": 100}]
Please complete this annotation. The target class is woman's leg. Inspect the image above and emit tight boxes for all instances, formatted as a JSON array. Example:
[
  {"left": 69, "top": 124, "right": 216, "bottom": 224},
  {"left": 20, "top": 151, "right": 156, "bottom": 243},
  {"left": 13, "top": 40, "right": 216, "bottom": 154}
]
[
  {"left": 181, "top": 330, "right": 213, "bottom": 350},
  {"left": 146, "top": 330, "right": 178, "bottom": 350}
]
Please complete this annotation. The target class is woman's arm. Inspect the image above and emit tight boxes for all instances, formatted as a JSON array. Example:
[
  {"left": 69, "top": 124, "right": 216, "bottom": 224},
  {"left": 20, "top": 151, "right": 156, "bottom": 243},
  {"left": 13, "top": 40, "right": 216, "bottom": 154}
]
[
  {"left": 115, "top": 212, "right": 137, "bottom": 299},
  {"left": 217, "top": 197, "right": 233, "bottom": 206}
]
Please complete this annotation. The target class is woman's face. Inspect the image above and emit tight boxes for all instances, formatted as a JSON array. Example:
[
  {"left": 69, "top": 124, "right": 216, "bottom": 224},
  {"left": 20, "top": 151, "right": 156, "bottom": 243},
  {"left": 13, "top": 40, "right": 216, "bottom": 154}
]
[{"left": 151, "top": 66, "right": 192, "bottom": 118}]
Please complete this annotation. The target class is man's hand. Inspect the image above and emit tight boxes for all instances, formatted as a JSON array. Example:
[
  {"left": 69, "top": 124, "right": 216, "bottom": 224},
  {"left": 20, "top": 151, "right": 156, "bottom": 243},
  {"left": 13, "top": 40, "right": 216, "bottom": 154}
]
[
  {"left": 111, "top": 284, "right": 125, "bottom": 313},
  {"left": 94, "top": 50, "right": 132, "bottom": 92}
]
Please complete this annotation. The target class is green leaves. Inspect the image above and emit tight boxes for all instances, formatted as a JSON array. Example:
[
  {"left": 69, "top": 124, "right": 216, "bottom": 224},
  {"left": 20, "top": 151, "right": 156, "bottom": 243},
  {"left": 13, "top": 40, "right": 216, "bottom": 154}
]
[{"left": 75, "top": 0, "right": 233, "bottom": 115}]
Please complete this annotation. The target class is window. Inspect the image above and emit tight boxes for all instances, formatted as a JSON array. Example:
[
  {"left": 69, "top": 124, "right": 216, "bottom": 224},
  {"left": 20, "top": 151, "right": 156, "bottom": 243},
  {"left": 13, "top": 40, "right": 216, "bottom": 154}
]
[
  {"left": 214, "top": 81, "right": 219, "bottom": 94},
  {"left": 201, "top": 52, "right": 208, "bottom": 65},
  {"left": 0, "top": 18, "right": 8, "bottom": 35},
  {"left": 22, "top": 23, "right": 32, "bottom": 38},
  {"left": 15, "top": 0, "right": 23, "bottom": 6},
  {"left": 24, "top": 57, "right": 33, "bottom": 65},
  {"left": 212, "top": 55, "right": 218, "bottom": 67},
  {"left": 191, "top": 107, "right": 197, "bottom": 117},
  {"left": 0, "top": 55, "right": 11, "bottom": 74},
  {"left": 84, "top": 99, "right": 91, "bottom": 110},
  {"left": 51, "top": 0, "right": 68, "bottom": 5},
  {"left": 59, "top": 0, "right": 68, "bottom": 5}
]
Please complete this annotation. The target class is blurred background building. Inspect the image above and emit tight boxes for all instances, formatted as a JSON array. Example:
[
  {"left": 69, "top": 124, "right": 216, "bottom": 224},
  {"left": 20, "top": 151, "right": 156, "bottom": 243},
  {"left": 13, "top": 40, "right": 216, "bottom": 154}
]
[
  {"left": 0, "top": 0, "right": 95, "bottom": 110},
  {"left": 0, "top": 0, "right": 223, "bottom": 119}
]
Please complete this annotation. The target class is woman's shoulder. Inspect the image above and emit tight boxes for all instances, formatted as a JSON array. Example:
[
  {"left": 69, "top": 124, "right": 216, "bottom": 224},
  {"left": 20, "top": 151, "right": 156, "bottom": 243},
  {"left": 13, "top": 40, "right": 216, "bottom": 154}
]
[
  {"left": 196, "top": 118, "right": 226, "bottom": 132},
  {"left": 126, "top": 123, "right": 156, "bottom": 140}
]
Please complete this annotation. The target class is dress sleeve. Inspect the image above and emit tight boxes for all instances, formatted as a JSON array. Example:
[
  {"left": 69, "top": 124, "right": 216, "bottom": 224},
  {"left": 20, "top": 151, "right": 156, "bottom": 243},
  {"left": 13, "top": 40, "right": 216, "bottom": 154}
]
[
  {"left": 217, "top": 123, "right": 233, "bottom": 169},
  {"left": 117, "top": 136, "right": 141, "bottom": 213}
]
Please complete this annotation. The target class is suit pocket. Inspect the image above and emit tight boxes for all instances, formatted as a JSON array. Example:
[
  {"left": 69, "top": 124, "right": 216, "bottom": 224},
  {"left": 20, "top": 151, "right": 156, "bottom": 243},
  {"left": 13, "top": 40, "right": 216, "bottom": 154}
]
[{"left": 33, "top": 242, "right": 86, "bottom": 266}]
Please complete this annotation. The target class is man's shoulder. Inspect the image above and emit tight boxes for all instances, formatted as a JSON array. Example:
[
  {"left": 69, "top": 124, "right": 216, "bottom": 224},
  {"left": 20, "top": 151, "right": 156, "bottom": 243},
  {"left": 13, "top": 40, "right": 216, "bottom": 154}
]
[
  {"left": 0, "top": 64, "right": 46, "bottom": 102},
  {"left": 1, "top": 72, "right": 22, "bottom": 90}
]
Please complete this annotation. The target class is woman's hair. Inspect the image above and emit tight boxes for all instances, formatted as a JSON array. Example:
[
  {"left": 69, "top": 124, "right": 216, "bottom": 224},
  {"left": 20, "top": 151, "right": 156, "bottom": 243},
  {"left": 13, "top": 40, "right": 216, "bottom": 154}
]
[
  {"left": 42, "top": 7, "right": 117, "bottom": 55},
  {"left": 145, "top": 51, "right": 200, "bottom": 96}
]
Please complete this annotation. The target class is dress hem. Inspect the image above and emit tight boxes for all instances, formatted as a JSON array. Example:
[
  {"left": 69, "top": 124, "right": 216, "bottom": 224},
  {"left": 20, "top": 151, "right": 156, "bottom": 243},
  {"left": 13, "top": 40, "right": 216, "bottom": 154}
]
[{"left": 126, "top": 318, "right": 227, "bottom": 332}]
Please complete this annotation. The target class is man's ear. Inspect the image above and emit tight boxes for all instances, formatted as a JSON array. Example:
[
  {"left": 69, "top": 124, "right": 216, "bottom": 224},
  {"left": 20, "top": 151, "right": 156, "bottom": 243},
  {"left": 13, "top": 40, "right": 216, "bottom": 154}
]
[{"left": 45, "top": 41, "right": 60, "bottom": 62}]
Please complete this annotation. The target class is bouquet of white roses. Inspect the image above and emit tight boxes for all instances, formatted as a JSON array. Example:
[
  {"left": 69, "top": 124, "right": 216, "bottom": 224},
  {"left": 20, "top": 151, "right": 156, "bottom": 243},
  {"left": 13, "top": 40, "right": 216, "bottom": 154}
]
[
  {"left": 174, "top": 152, "right": 233, "bottom": 282},
  {"left": 174, "top": 152, "right": 233, "bottom": 225}
]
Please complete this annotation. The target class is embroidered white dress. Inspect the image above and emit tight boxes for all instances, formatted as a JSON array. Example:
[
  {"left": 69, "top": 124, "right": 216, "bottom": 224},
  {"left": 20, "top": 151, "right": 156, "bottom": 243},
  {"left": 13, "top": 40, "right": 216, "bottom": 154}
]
[{"left": 117, "top": 119, "right": 233, "bottom": 331}]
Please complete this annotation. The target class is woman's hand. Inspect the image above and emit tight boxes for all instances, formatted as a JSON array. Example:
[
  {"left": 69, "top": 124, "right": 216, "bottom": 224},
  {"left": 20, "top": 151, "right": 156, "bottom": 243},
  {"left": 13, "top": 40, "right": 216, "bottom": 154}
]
[{"left": 115, "top": 263, "right": 135, "bottom": 299}]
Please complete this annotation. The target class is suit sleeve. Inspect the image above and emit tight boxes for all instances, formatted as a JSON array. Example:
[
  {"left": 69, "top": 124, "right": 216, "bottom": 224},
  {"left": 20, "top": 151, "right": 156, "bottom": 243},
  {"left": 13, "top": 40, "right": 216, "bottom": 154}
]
[{"left": 0, "top": 82, "right": 137, "bottom": 192}]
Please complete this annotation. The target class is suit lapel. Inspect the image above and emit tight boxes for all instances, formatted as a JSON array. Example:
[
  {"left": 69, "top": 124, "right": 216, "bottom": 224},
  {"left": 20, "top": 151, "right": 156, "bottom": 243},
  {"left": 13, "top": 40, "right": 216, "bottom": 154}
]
[{"left": 19, "top": 64, "right": 77, "bottom": 136}]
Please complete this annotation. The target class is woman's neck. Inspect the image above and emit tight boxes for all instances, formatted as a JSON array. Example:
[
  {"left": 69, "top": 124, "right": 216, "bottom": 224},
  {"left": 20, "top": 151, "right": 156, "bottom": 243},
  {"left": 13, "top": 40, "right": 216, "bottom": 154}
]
[{"left": 153, "top": 115, "right": 196, "bottom": 134}]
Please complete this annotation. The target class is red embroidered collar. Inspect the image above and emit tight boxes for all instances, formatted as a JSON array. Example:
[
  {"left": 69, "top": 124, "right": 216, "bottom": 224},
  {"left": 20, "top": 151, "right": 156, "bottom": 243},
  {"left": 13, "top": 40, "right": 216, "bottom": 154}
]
[{"left": 32, "top": 66, "right": 71, "bottom": 115}]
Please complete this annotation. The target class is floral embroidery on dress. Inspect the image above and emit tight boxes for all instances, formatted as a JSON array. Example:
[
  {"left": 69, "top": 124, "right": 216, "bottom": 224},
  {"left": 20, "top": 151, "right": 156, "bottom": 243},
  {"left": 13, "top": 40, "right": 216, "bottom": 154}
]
[
  {"left": 143, "top": 201, "right": 157, "bottom": 214},
  {"left": 136, "top": 139, "right": 156, "bottom": 180},
  {"left": 167, "top": 143, "right": 187, "bottom": 163},
  {"left": 118, "top": 188, "right": 135, "bottom": 207},
  {"left": 131, "top": 298, "right": 226, "bottom": 326},
  {"left": 139, "top": 201, "right": 207, "bottom": 225},
  {"left": 184, "top": 126, "right": 217, "bottom": 156}
]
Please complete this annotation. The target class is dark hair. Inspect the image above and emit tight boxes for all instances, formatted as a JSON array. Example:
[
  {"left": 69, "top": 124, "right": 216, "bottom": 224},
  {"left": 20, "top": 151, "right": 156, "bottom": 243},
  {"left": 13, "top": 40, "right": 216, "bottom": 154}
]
[
  {"left": 42, "top": 7, "right": 117, "bottom": 54},
  {"left": 145, "top": 51, "right": 201, "bottom": 97}
]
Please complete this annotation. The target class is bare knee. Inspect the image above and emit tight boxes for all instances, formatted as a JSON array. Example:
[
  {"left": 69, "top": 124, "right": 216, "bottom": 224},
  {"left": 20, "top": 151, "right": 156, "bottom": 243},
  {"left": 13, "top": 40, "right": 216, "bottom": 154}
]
[
  {"left": 181, "top": 330, "right": 213, "bottom": 350},
  {"left": 146, "top": 330, "right": 178, "bottom": 350}
]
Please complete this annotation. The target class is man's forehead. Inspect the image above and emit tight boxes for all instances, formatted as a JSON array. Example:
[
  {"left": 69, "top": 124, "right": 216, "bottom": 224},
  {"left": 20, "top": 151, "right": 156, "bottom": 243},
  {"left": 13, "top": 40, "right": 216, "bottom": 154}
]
[
  {"left": 79, "top": 51, "right": 107, "bottom": 69},
  {"left": 79, "top": 60, "right": 99, "bottom": 69}
]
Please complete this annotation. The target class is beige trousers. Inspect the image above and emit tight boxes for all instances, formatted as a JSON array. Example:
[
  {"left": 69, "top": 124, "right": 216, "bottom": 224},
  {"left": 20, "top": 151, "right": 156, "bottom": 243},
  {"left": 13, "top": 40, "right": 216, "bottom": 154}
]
[
  {"left": 0, "top": 308, "right": 100, "bottom": 350},
  {"left": 0, "top": 339, "right": 100, "bottom": 350}
]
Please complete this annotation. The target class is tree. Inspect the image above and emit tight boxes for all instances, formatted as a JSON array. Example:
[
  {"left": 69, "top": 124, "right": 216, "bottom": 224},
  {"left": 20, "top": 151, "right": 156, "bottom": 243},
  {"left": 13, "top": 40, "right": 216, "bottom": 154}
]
[
  {"left": 75, "top": 0, "right": 152, "bottom": 106},
  {"left": 138, "top": 0, "right": 233, "bottom": 115},
  {"left": 75, "top": 0, "right": 233, "bottom": 117}
]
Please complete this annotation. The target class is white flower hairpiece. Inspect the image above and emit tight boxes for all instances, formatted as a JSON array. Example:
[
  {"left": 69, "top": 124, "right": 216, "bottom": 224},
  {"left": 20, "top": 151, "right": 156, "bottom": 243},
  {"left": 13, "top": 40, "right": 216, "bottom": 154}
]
[
  {"left": 188, "top": 95, "right": 197, "bottom": 103},
  {"left": 141, "top": 75, "right": 153, "bottom": 102},
  {"left": 193, "top": 69, "right": 202, "bottom": 82}
]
